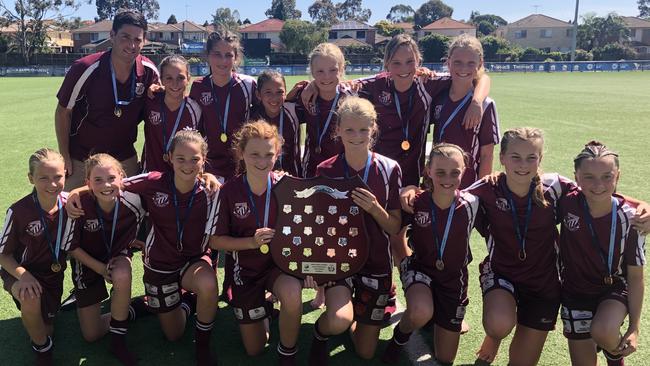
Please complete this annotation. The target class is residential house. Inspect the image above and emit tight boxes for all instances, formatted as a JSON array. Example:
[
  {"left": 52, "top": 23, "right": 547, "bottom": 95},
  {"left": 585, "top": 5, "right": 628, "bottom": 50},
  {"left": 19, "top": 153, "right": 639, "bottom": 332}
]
[
  {"left": 0, "top": 22, "right": 74, "bottom": 53},
  {"left": 495, "top": 14, "right": 573, "bottom": 52},
  {"left": 418, "top": 17, "right": 476, "bottom": 39},
  {"left": 622, "top": 16, "right": 650, "bottom": 56},
  {"left": 71, "top": 20, "right": 112, "bottom": 52},
  {"left": 329, "top": 20, "right": 376, "bottom": 46},
  {"left": 239, "top": 18, "right": 285, "bottom": 51}
]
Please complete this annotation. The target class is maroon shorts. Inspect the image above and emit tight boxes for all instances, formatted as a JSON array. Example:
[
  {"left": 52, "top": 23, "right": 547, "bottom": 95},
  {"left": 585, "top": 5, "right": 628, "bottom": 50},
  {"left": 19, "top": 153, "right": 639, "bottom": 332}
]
[
  {"left": 143, "top": 255, "right": 212, "bottom": 314},
  {"left": 230, "top": 267, "right": 284, "bottom": 324},
  {"left": 401, "top": 258, "right": 468, "bottom": 332},
  {"left": 2, "top": 270, "right": 63, "bottom": 324},
  {"left": 479, "top": 262, "right": 559, "bottom": 331},
  {"left": 351, "top": 273, "right": 392, "bottom": 325},
  {"left": 561, "top": 285, "right": 628, "bottom": 340}
]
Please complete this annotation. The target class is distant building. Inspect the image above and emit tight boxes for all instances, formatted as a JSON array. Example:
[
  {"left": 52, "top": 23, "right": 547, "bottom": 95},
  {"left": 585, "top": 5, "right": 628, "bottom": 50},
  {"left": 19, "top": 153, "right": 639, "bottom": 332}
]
[
  {"left": 0, "top": 22, "right": 74, "bottom": 53},
  {"left": 622, "top": 16, "right": 650, "bottom": 56},
  {"left": 495, "top": 14, "right": 573, "bottom": 52},
  {"left": 71, "top": 20, "right": 112, "bottom": 53},
  {"left": 329, "top": 20, "right": 376, "bottom": 46},
  {"left": 418, "top": 17, "right": 476, "bottom": 39},
  {"left": 239, "top": 18, "right": 285, "bottom": 51}
]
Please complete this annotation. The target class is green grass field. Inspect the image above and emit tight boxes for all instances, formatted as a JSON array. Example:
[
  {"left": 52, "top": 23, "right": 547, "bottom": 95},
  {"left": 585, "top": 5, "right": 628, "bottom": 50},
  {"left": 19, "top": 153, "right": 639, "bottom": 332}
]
[{"left": 0, "top": 72, "right": 649, "bottom": 365}]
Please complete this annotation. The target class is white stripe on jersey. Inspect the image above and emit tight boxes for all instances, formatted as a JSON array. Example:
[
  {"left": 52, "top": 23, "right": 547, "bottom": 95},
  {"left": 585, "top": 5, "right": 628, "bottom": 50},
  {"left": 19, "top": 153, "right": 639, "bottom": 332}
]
[
  {"left": 374, "top": 154, "right": 401, "bottom": 204},
  {"left": 66, "top": 60, "right": 100, "bottom": 109},
  {"left": 62, "top": 218, "right": 75, "bottom": 251},
  {"left": 619, "top": 202, "right": 646, "bottom": 267},
  {"left": 186, "top": 97, "right": 202, "bottom": 130},
  {"left": 205, "top": 189, "right": 221, "bottom": 237},
  {"left": 121, "top": 191, "right": 146, "bottom": 223},
  {"left": 123, "top": 173, "right": 150, "bottom": 187},
  {"left": 0, "top": 208, "right": 14, "bottom": 253},
  {"left": 141, "top": 60, "right": 160, "bottom": 78}
]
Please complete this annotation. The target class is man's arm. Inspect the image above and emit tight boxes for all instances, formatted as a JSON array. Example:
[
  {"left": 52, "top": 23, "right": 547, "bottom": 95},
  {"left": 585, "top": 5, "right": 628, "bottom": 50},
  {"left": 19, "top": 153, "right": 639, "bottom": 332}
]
[{"left": 54, "top": 104, "right": 73, "bottom": 176}]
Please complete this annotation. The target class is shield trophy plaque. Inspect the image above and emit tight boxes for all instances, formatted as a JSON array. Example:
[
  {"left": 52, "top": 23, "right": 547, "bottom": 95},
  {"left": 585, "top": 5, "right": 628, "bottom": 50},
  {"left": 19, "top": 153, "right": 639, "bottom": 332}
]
[{"left": 270, "top": 175, "right": 369, "bottom": 284}]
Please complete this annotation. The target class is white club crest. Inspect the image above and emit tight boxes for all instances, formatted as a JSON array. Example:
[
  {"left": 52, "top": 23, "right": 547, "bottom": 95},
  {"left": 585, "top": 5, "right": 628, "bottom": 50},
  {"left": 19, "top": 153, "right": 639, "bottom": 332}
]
[
  {"left": 84, "top": 219, "right": 100, "bottom": 232},
  {"left": 135, "top": 82, "right": 145, "bottom": 96},
  {"left": 414, "top": 211, "right": 431, "bottom": 227},
  {"left": 200, "top": 92, "right": 213, "bottom": 106},
  {"left": 25, "top": 220, "right": 43, "bottom": 237},
  {"left": 153, "top": 192, "right": 169, "bottom": 208},
  {"left": 149, "top": 111, "right": 162, "bottom": 125},
  {"left": 234, "top": 202, "right": 250, "bottom": 219},
  {"left": 564, "top": 212, "right": 580, "bottom": 232},
  {"left": 379, "top": 91, "right": 392, "bottom": 106},
  {"left": 496, "top": 198, "right": 510, "bottom": 212}
]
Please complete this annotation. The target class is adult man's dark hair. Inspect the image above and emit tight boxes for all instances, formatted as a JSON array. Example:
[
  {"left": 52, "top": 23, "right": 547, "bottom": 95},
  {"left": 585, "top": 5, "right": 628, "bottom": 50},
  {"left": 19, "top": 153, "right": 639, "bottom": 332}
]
[{"left": 112, "top": 9, "right": 148, "bottom": 33}]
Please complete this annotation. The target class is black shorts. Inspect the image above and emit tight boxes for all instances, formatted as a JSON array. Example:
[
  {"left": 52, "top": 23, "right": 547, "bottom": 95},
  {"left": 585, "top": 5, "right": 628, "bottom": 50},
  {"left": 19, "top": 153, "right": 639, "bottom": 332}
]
[
  {"left": 561, "top": 286, "right": 628, "bottom": 340},
  {"left": 2, "top": 270, "right": 63, "bottom": 324}
]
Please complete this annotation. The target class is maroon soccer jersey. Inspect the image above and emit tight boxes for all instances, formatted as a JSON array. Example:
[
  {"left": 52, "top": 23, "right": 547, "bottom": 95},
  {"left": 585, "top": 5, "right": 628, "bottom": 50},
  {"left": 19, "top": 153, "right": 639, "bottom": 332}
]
[
  {"left": 64, "top": 191, "right": 145, "bottom": 261},
  {"left": 559, "top": 190, "right": 646, "bottom": 296},
  {"left": 56, "top": 51, "right": 160, "bottom": 161},
  {"left": 190, "top": 73, "right": 256, "bottom": 180},
  {"left": 297, "top": 84, "right": 354, "bottom": 178},
  {"left": 357, "top": 73, "right": 451, "bottom": 186},
  {"left": 250, "top": 102, "right": 302, "bottom": 177},
  {"left": 405, "top": 190, "right": 479, "bottom": 286},
  {"left": 142, "top": 94, "right": 202, "bottom": 173},
  {"left": 431, "top": 92, "right": 500, "bottom": 189},
  {"left": 316, "top": 153, "right": 402, "bottom": 275},
  {"left": 213, "top": 172, "right": 281, "bottom": 284},
  {"left": 1, "top": 192, "right": 71, "bottom": 284},
  {"left": 467, "top": 173, "right": 574, "bottom": 294},
  {"left": 123, "top": 172, "right": 217, "bottom": 272}
]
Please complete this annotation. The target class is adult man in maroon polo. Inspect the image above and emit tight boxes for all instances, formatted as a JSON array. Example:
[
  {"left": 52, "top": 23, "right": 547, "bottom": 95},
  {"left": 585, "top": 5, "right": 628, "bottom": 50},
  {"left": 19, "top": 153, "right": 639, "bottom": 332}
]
[{"left": 55, "top": 9, "right": 159, "bottom": 190}]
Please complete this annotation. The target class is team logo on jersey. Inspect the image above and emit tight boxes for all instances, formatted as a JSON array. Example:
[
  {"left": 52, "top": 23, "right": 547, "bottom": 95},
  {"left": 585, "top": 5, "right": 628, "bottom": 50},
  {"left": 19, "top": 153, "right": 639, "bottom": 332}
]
[
  {"left": 563, "top": 212, "right": 580, "bottom": 231},
  {"left": 153, "top": 192, "right": 170, "bottom": 208},
  {"left": 496, "top": 198, "right": 510, "bottom": 212},
  {"left": 200, "top": 92, "right": 213, "bottom": 106},
  {"left": 84, "top": 219, "right": 100, "bottom": 232},
  {"left": 414, "top": 211, "right": 431, "bottom": 227},
  {"left": 434, "top": 104, "right": 443, "bottom": 120},
  {"left": 307, "top": 102, "right": 318, "bottom": 116},
  {"left": 378, "top": 91, "right": 392, "bottom": 106},
  {"left": 234, "top": 202, "right": 250, "bottom": 219},
  {"left": 25, "top": 220, "right": 43, "bottom": 237},
  {"left": 135, "top": 82, "right": 145, "bottom": 96},
  {"left": 149, "top": 111, "right": 161, "bottom": 125}
]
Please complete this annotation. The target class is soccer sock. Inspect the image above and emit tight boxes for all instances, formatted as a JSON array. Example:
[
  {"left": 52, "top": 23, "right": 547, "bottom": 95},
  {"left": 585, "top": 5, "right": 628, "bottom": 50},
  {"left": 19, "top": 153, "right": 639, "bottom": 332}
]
[
  {"left": 277, "top": 342, "right": 298, "bottom": 366},
  {"left": 195, "top": 319, "right": 217, "bottom": 366},
  {"left": 109, "top": 318, "right": 137, "bottom": 366},
  {"left": 127, "top": 295, "right": 150, "bottom": 322},
  {"left": 381, "top": 325, "right": 412, "bottom": 364},
  {"left": 603, "top": 350, "right": 624, "bottom": 366},
  {"left": 181, "top": 291, "right": 197, "bottom": 319},
  {"left": 32, "top": 336, "right": 53, "bottom": 366},
  {"left": 308, "top": 319, "right": 329, "bottom": 366}
]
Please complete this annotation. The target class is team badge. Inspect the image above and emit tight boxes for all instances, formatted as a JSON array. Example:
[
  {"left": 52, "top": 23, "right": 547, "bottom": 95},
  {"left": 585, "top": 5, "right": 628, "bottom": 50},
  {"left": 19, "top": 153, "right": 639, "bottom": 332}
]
[
  {"left": 200, "top": 92, "right": 213, "bottom": 106},
  {"left": 315, "top": 237, "right": 324, "bottom": 246},
  {"left": 349, "top": 206, "right": 359, "bottom": 216},
  {"left": 234, "top": 202, "right": 250, "bottom": 219},
  {"left": 327, "top": 227, "right": 336, "bottom": 236},
  {"left": 378, "top": 91, "right": 392, "bottom": 106},
  {"left": 288, "top": 262, "right": 298, "bottom": 271},
  {"left": 328, "top": 206, "right": 337, "bottom": 215},
  {"left": 303, "top": 227, "right": 312, "bottom": 236},
  {"left": 282, "top": 247, "right": 291, "bottom": 257},
  {"left": 496, "top": 198, "right": 510, "bottom": 212},
  {"left": 327, "top": 248, "right": 336, "bottom": 258},
  {"left": 25, "top": 220, "right": 43, "bottom": 237},
  {"left": 83, "top": 219, "right": 100, "bottom": 232},
  {"left": 304, "top": 205, "right": 313, "bottom": 214},
  {"left": 341, "top": 263, "right": 350, "bottom": 272},
  {"left": 338, "top": 237, "right": 348, "bottom": 247},
  {"left": 564, "top": 212, "right": 580, "bottom": 232},
  {"left": 293, "top": 215, "right": 302, "bottom": 224},
  {"left": 292, "top": 236, "right": 302, "bottom": 246},
  {"left": 349, "top": 227, "right": 359, "bottom": 237},
  {"left": 149, "top": 111, "right": 162, "bottom": 125},
  {"left": 338, "top": 216, "right": 348, "bottom": 225},
  {"left": 303, "top": 248, "right": 312, "bottom": 257},
  {"left": 315, "top": 215, "right": 325, "bottom": 224},
  {"left": 414, "top": 211, "right": 431, "bottom": 227},
  {"left": 283, "top": 204, "right": 292, "bottom": 214},
  {"left": 282, "top": 226, "right": 291, "bottom": 235},
  {"left": 135, "top": 82, "right": 145, "bottom": 96},
  {"left": 153, "top": 192, "right": 170, "bottom": 208},
  {"left": 348, "top": 249, "right": 357, "bottom": 258}
]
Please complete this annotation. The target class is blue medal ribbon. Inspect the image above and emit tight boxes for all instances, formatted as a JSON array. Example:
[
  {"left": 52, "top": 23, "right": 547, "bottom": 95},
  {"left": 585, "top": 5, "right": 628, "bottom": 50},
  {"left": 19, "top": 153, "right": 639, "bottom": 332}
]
[
  {"left": 429, "top": 191, "right": 458, "bottom": 267},
  {"left": 32, "top": 191, "right": 64, "bottom": 265},
  {"left": 393, "top": 84, "right": 415, "bottom": 144},
  {"left": 169, "top": 176, "right": 199, "bottom": 252},
  {"left": 341, "top": 152, "right": 373, "bottom": 184},
  {"left": 109, "top": 59, "right": 136, "bottom": 108},
  {"left": 315, "top": 88, "right": 340, "bottom": 153},
  {"left": 504, "top": 182, "right": 535, "bottom": 261},
  {"left": 160, "top": 95, "right": 187, "bottom": 153},
  {"left": 437, "top": 90, "right": 474, "bottom": 142},
  {"left": 210, "top": 75, "right": 234, "bottom": 139},
  {"left": 244, "top": 173, "right": 272, "bottom": 228},
  {"left": 580, "top": 195, "right": 618, "bottom": 282},
  {"left": 95, "top": 196, "right": 120, "bottom": 260}
]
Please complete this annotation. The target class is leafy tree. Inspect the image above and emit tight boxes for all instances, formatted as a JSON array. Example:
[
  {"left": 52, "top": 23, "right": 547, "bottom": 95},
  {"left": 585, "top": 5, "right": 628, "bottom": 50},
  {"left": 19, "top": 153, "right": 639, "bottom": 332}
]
[
  {"left": 212, "top": 7, "right": 240, "bottom": 32},
  {"left": 519, "top": 47, "right": 546, "bottom": 61},
  {"left": 308, "top": 0, "right": 337, "bottom": 26},
  {"left": 0, "top": 0, "right": 79, "bottom": 64},
  {"left": 469, "top": 11, "right": 507, "bottom": 36},
  {"left": 55, "top": 15, "right": 83, "bottom": 29},
  {"left": 414, "top": 0, "right": 453, "bottom": 28},
  {"left": 129, "top": 0, "right": 158, "bottom": 20},
  {"left": 280, "top": 19, "right": 327, "bottom": 54},
  {"left": 335, "top": 0, "right": 371, "bottom": 23},
  {"left": 418, "top": 33, "right": 449, "bottom": 62},
  {"left": 242, "top": 18, "right": 251, "bottom": 25},
  {"left": 95, "top": 0, "right": 159, "bottom": 20},
  {"left": 386, "top": 4, "right": 414, "bottom": 23},
  {"left": 166, "top": 14, "right": 177, "bottom": 24},
  {"left": 639, "top": 0, "right": 650, "bottom": 18},
  {"left": 577, "top": 13, "right": 630, "bottom": 51},
  {"left": 480, "top": 35, "right": 512, "bottom": 61},
  {"left": 0, "top": 33, "right": 9, "bottom": 52},
  {"left": 374, "top": 20, "right": 403, "bottom": 37},
  {"left": 592, "top": 42, "right": 637, "bottom": 60},
  {"left": 266, "top": 0, "right": 301, "bottom": 20},
  {"left": 573, "top": 49, "right": 593, "bottom": 61}
]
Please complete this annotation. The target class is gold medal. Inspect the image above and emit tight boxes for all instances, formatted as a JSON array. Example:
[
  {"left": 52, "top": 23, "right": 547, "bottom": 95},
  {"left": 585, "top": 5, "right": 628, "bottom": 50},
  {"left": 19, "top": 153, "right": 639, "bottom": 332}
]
[
  {"left": 604, "top": 276, "right": 613, "bottom": 285},
  {"left": 220, "top": 133, "right": 227, "bottom": 143},
  {"left": 435, "top": 259, "right": 445, "bottom": 271},
  {"left": 51, "top": 262, "right": 62, "bottom": 273},
  {"left": 518, "top": 249, "right": 527, "bottom": 261},
  {"left": 401, "top": 140, "right": 410, "bottom": 151},
  {"left": 260, "top": 244, "right": 269, "bottom": 254},
  {"left": 114, "top": 106, "right": 122, "bottom": 118}
]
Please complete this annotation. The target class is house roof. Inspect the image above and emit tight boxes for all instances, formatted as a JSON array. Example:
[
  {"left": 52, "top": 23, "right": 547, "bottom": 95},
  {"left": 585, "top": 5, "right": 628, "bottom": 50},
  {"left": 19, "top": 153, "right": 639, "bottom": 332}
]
[
  {"left": 150, "top": 23, "right": 181, "bottom": 32},
  {"left": 331, "top": 20, "right": 374, "bottom": 30},
  {"left": 240, "top": 18, "right": 284, "bottom": 33},
  {"left": 392, "top": 22, "right": 414, "bottom": 31},
  {"left": 80, "top": 38, "right": 111, "bottom": 49},
  {"left": 506, "top": 14, "right": 571, "bottom": 28},
  {"left": 622, "top": 16, "right": 650, "bottom": 28},
  {"left": 374, "top": 34, "right": 391, "bottom": 45},
  {"left": 422, "top": 17, "right": 475, "bottom": 30},
  {"left": 174, "top": 20, "right": 206, "bottom": 33},
  {"left": 72, "top": 20, "right": 113, "bottom": 33},
  {"left": 332, "top": 37, "right": 371, "bottom": 48}
]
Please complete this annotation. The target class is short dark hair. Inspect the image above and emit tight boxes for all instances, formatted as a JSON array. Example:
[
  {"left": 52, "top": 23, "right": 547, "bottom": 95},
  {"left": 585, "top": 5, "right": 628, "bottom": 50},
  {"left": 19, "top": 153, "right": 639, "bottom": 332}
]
[{"left": 112, "top": 9, "right": 147, "bottom": 33}]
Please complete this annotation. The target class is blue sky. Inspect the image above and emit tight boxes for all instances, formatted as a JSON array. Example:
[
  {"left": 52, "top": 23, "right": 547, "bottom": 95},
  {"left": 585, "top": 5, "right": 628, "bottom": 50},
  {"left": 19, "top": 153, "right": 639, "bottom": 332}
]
[{"left": 57, "top": 0, "right": 641, "bottom": 24}]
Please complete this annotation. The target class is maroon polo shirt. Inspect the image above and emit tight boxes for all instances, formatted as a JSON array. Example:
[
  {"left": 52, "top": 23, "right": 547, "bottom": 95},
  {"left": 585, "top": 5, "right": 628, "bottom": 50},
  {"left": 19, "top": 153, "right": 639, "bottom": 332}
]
[{"left": 57, "top": 50, "right": 159, "bottom": 161}]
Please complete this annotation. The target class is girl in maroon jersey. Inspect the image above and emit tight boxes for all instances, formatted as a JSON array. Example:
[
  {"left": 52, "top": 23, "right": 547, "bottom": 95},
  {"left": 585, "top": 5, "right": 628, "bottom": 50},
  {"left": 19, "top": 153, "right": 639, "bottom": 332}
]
[
  {"left": 211, "top": 121, "right": 304, "bottom": 366},
  {"left": 559, "top": 142, "right": 645, "bottom": 366},
  {"left": 382, "top": 143, "right": 479, "bottom": 365},
  {"left": 65, "top": 154, "right": 144, "bottom": 365},
  {"left": 143, "top": 55, "right": 202, "bottom": 173},
  {"left": 308, "top": 97, "right": 402, "bottom": 364},
  {"left": 0, "top": 149, "right": 68, "bottom": 366}
]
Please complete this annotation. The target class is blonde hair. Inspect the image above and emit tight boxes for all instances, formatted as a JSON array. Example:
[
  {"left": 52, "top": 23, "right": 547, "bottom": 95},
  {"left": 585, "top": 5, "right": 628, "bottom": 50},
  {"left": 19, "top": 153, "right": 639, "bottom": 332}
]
[
  {"left": 84, "top": 153, "right": 125, "bottom": 181},
  {"left": 309, "top": 42, "right": 346, "bottom": 78},
  {"left": 28, "top": 148, "right": 64, "bottom": 175},
  {"left": 447, "top": 33, "right": 485, "bottom": 79},
  {"left": 206, "top": 30, "right": 243, "bottom": 70},
  {"left": 169, "top": 129, "right": 208, "bottom": 158},
  {"left": 232, "top": 120, "right": 284, "bottom": 174},
  {"left": 423, "top": 143, "right": 468, "bottom": 191},
  {"left": 335, "top": 96, "right": 378, "bottom": 147},
  {"left": 500, "top": 127, "right": 548, "bottom": 208},
  {"left": 383, "top": 34, "right": 422, "bottom": 70}
]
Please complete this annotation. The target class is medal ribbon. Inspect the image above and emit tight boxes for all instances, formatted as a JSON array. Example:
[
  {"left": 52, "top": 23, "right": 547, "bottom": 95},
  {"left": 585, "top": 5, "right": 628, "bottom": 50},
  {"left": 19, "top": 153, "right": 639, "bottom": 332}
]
[
  {"left": 504, "top": 182, "right": 535, "bottom": 258},
  {"left": 581, "top": 195, "right": 618, "bottom": 279},
  {"left": 110, "top": 59, "right": 136, "bottom": 108},
  {"left": 429, "top": 191, "right": 458, "bottom": 264},
  {"left": 32, "top": 190, "right": 63, "bottom": 265},
  {"left": 437, "top": 90, "right": 474, "bottom": 142},
  {"left": 95, "top": 197, "right": 120, "bottom": 259},
  {"left": 161, "top": 96, "right": 187, "bottom": 153},
  {"left": 210, "top": 76, "right": 234, "bottom": 138},
  {"left": 341, "top": 152, "right": 373, "bottom": 184},
  {"left": 316, "top": 88, "right": 340, "bottom": 152},
  {"left": 244, "top": 173, "right": 272, "bottom": 228},
  {"left": 393, "top": 83, "right": 415, "bottom": 144},
  {"left": 170, "top": 176, "right": 199, "bottom": 251}
]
